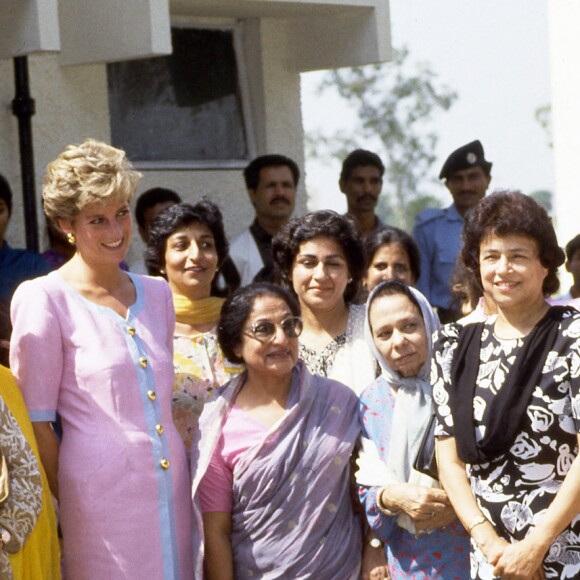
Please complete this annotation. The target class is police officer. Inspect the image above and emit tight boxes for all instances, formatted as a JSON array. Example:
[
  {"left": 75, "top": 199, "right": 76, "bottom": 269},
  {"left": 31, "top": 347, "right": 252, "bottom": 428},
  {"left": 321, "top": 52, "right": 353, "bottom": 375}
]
[{"left": 413, "top": 140, "right": 492, "bottom": 322}]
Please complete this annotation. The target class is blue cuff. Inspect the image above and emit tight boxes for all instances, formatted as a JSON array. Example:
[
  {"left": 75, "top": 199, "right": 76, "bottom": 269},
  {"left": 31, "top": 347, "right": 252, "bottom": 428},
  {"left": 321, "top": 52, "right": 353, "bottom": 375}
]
[{"left": 29, "top": 409, "right": 57, "bottom": 422}]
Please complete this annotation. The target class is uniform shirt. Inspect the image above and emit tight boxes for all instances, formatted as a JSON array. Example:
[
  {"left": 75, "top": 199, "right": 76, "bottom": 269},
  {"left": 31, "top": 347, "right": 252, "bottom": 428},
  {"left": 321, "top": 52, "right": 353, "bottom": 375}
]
[{"left": 412, "top": 203, "right": 463, "bottom": 310}]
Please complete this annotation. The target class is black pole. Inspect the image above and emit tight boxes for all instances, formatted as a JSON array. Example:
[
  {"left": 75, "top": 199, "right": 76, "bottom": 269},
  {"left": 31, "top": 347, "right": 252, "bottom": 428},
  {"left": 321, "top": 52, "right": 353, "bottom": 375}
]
[{"left": 12, "top": 56, "right": 39, "bottom": 252}]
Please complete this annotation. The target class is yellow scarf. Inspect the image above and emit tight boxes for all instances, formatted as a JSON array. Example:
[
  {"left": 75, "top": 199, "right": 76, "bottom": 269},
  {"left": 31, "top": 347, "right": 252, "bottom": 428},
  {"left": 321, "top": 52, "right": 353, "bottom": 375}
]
[{"left": 173, "top": 294, "right": 225, "bottom": 326}]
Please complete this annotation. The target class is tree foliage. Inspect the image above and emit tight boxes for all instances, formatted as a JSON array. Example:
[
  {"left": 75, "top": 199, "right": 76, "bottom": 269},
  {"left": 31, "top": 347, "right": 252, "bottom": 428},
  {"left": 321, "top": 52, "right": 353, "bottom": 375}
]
[
  {"left": 535, "top": 104, "right": 552, "bottom": 149},
  {"left": 306, "top": 46, "right": 457, "bottom": 230},
  {"left": 530, "top": 189, "right": 552, "bottom": 213}
]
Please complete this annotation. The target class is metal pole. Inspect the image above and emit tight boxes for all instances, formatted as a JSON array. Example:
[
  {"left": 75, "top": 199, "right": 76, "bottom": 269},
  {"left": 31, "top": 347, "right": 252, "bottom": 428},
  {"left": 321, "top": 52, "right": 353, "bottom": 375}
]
[{"left": 12, "top": 56, "right": 39, "bottom": 252}]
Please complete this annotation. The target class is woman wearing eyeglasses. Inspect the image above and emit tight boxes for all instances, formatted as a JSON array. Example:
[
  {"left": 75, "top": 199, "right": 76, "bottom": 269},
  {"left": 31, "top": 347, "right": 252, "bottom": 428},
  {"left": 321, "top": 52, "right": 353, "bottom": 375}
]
[{"left": 191, "top": 282, "right": 362, "bottom": 579}]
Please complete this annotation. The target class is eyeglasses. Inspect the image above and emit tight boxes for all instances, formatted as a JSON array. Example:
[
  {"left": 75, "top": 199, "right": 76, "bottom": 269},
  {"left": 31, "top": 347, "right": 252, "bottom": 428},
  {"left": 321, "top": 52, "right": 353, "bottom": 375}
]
[{"left": 244, "top": 317, "right": 303, "bottom": 342}]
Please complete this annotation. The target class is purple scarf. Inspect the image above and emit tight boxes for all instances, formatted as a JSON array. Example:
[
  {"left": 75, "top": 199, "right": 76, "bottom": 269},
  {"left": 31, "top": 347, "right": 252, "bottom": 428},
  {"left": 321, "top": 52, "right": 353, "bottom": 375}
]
[{"left": 191, "top": 360, "right": 362, "bottom": 578}]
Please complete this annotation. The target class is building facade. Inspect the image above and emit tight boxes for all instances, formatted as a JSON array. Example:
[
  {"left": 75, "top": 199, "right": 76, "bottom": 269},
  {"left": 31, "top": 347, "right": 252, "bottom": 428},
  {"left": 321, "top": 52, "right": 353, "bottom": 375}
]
[{"left": 0, "top": 0, "right": 390, "bottom": 267}]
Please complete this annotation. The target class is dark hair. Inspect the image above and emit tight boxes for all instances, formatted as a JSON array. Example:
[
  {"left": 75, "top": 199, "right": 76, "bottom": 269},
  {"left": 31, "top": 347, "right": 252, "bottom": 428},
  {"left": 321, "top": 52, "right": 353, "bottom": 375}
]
[
  {"left": 340, "top": 149, "right": 385, "bottom": 182},
  {"left": 218, "top": 282, "right": 301, "bottom": 364},
  {"left": 243, "top": 155, "right": 300, "bottom": 191},
  {"left": 0, "top": 175, "right": 13, "bottom": 216},
  {"left": 462, "top": 190, "right": 564, "bottom": 296},
  {"left": 145, "top": 200, "right": 229, "bottom": 296},
  {"left": 450, "top": 255, "right": 481, "bottom": 313},
  {"left": 135, "top": 187, "right": 182, "bottom": 230},
  {"left": 272, "top": 210, "right": 364, "bottom": 304},
  {"left": 565, "top": 234, "right": 580, "bottom": 262},
  {"left": 364, "top": 226, "right": 421, "bottom": 282},
  {"left": 367, "top": 279, "right": 423, "bottom": 324}
]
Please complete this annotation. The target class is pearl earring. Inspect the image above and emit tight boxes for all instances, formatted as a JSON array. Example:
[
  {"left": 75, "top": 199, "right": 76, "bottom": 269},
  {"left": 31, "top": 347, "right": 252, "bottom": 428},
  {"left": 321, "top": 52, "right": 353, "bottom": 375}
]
[{"left": 67, "top": 233, "right": 76, "bottom": 245}]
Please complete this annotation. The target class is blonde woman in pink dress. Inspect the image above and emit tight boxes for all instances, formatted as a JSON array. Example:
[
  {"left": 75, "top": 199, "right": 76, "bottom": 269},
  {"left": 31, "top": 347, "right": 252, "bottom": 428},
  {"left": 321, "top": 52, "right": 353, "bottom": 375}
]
[{"left": 10, "top": 139, "right": 193, "bottom": 579}]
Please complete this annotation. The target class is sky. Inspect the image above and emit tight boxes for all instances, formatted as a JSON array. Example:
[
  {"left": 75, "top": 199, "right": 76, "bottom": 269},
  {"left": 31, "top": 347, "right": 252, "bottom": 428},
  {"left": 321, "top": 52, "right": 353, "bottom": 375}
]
[{"left": 301, "top": 0, "right": 553, "bottom": 213}]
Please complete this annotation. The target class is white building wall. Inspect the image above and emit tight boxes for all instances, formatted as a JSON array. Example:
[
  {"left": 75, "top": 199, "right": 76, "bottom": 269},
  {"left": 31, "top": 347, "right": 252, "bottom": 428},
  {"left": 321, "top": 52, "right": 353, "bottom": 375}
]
[
  {"left": 0, "top": 1, "right": 389, "bottom": 268},
  {"left": 1, "top": 55, "right": 109, "bottom": 250},
  {"left": 0, "top": 18, "right": 308, "bottom": 269},
  {"left": 548, "top": 0, "right": 580, "bottom": 248}
]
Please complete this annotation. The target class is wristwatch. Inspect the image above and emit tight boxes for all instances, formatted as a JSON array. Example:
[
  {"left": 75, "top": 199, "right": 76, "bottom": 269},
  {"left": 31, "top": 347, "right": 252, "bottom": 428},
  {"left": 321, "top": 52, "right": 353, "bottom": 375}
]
[
  {"left": 368, "top": 537, "right": 383, "bottom": 549},
  {"left": 0, "top": 528, "right": 11, "bottom": 548}
]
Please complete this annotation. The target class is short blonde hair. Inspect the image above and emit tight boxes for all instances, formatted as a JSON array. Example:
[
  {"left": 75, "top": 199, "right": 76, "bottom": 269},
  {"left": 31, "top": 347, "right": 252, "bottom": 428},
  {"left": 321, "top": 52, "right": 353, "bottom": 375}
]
[{"left": 43, "top": 139, "right": 142, "bottom": 224}]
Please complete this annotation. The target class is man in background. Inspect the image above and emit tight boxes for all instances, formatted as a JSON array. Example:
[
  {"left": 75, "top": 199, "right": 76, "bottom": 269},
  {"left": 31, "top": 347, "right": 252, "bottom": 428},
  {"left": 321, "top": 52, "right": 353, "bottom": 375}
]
[
  {"left": 413, "top": 140, "right": 492, "bottom": 322},
  {"left": 229, "top": 154, "right": 299, "bottom": 286},
  {"left": 133, "top": 187, "right": 182, "bottom": 274},
  {"left": 339, "top": 149, "right": 386, "bottom": 237},
  {"left": 135, "top": 187, "right": 182, "bottom": 244}
]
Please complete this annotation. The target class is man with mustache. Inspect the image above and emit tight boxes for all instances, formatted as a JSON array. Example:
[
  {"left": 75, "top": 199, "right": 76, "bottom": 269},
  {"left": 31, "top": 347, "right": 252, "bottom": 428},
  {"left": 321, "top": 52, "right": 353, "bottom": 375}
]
[
  {"left": 413, "top": 140, "right": 492, "bottom": 322},
  {"left": 339, "top": 149, "right": 386, "bottom": 237},
  {"left": 228, "top": 154, "right": 299, "bottom": 286}
]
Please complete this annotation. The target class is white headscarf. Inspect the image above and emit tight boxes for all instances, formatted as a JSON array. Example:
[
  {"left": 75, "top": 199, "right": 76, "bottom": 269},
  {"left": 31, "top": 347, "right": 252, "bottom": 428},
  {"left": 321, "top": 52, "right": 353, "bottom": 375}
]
[{"left": 358, "top": 281, "right": 441, "bottom": 534}]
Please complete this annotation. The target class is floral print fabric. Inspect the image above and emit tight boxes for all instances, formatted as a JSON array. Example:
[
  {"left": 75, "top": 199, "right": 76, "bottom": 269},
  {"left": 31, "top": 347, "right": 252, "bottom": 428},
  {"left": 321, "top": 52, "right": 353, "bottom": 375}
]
[
  {"left": 432, "top": 313, "right": 580, "bottom": 579},
  {"left": 0, "top": 395, "right": 42, "bottom": 580},
  {"left": 299, "top": 332, "right": 346, "bottom": 377},
  {"left": 173, "top": 327, "right": 243, "bottom": 450},
  {"left": 299, "top": 304, "right": 378, "bottom": 396},
  {"left": 359, "top": 377, "right": 470, "bottom": 579}
]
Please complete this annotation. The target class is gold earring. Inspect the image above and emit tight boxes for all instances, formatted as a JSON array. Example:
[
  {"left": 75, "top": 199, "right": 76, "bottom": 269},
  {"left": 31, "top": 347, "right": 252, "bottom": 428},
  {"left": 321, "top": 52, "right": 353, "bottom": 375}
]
[{"left": 67, "top": 232, "right": 76, "bottom": 245}]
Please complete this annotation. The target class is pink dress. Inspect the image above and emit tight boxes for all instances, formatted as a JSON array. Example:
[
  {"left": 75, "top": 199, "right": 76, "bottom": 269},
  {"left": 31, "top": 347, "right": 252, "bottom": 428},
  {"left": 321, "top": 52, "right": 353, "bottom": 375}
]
[{"left": 10, "top": 272, "right": 193, "bottom": 579}]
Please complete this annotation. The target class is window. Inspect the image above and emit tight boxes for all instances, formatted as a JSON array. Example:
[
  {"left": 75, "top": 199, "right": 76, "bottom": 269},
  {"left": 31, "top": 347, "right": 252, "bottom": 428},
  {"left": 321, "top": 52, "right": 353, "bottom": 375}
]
[{"left": 107, "top": 24, "right": 253, "bottom": 168}]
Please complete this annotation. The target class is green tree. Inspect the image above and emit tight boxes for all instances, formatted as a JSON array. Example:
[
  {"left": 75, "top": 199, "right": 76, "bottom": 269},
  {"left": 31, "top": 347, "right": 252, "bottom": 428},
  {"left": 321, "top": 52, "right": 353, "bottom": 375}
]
[
  {"left": 530, "top": 189, "right": 552, "bottom": 213},
  {"left": 306, "top": 46, "right": 457, "bottom": 230},
  {"left": 535, "top": 104, "right": 552, "bottom": 149}
]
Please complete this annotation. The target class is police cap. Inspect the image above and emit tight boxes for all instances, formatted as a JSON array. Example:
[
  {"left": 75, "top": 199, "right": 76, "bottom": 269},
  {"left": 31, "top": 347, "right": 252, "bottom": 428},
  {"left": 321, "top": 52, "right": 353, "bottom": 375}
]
[{"left": 439, "top": 140, "right": 492, "bottom": 180}]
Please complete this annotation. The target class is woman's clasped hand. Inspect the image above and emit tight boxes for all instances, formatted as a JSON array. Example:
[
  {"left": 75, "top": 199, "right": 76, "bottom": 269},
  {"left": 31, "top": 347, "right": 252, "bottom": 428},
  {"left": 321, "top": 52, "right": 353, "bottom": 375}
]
[{"left": 379, "top": 484, "right": 455, "bottom": 530}]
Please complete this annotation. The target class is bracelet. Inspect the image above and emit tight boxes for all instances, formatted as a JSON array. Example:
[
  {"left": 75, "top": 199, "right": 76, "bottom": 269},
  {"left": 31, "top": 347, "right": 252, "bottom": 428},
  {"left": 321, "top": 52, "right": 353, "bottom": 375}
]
[
  {"left": 467, "top": 515, "right": 487, "bottom": 534},
  {"left": 376, "top": 486, "right": 401, "bottom": 516}
]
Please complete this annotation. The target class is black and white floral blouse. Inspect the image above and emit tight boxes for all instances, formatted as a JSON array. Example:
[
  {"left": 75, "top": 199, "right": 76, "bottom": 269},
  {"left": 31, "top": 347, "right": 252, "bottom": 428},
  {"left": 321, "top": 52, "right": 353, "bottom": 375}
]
[{"left": 432, "top": 312, "right": 580, "bottom": 580}]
